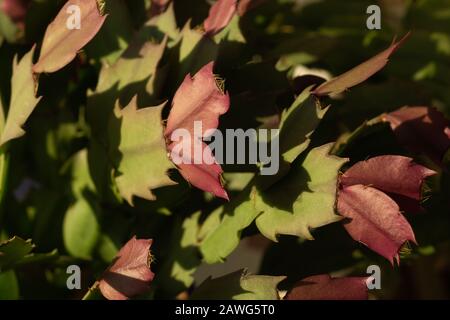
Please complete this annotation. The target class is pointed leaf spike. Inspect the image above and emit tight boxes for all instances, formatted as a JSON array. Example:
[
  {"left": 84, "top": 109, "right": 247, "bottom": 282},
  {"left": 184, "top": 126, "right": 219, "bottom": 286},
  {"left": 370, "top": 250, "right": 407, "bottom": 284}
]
[
  {"left": 312, "top": 32, "right": 410, "bottom": 96},
  {"left": 204, "top": 0, "right": 237, "bottom": 36}
]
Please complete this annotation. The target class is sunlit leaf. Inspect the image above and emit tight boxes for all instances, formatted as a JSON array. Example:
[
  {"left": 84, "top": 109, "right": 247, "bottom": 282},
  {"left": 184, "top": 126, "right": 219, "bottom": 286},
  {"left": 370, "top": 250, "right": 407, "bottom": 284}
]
[
  {"left": 204, "top": 0, "right": 237, "bottom": 36},
  {"left": 33, "top": 0, "right": 107, "bottom": 73},
  {"left": 99, "top": 236, "right": 154, "bottom": 300},
  {"left": 255, "top": 144, "right": 347, "bottom": 241},
  {"left": 383, "top": 106, "right": 450, "bottom": 166},
  {"left": 1, "top": 47, "right": 41, "bottom": 145},
  {"left": 109, "top": 96, "right": 175, "bottom": 205}
]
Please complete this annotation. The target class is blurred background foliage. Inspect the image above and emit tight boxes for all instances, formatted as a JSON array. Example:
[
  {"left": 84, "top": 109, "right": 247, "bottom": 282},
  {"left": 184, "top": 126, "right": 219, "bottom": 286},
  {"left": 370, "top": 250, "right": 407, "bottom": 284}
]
[{"left": 0, "top": 0, "right": 449, "bottom": 299}]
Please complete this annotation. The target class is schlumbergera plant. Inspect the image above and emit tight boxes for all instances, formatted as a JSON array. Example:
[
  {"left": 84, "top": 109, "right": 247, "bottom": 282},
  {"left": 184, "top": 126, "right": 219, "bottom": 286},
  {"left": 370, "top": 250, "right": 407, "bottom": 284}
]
[{"left": 0, "top": 0, "right": 449, "bottom": 300}]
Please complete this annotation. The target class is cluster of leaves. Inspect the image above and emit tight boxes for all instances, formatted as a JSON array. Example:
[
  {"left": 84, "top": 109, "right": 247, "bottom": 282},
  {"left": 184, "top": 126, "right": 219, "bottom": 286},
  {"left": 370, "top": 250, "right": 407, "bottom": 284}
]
[{"left": 0, "top": 0, "right": 449, "bottom": 300}]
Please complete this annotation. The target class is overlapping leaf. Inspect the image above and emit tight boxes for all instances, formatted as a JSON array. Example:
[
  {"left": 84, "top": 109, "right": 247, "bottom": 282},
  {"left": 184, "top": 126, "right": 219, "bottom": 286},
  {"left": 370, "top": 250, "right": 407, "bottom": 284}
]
[
  {"left": 0, "top": 236, "right": 57, "bottom": 271},
  {"left": 99, "top": 236, "right": 154, "bottom": 300},
  {"left": 255, "top": 143, "right": 347, "bottom": 241},
  {"left": 285, "top": 274, "right": 369, "bottom": 300},
  {"left": 156, "top": 212, "right": 202, "bottom": 297},
  {"left": 149, "top": 0, "right": 171, "bottom": 17},
  {"left": 63, "top": 198, "right": 100, "bottom": 259},
  {"left": 191, "top": 269, "right": 284, "bottom": 300},
  {"left": 165, "top": 62, "right": 229, "bottom": 199},
  {"left": 87, "top": 37, "right": 167, "bottom": 201},
  {"left": 0, "top": 94, "right": 7, "bottom": 206},
  {"left": 199, "top": 187, "right": 258, "bottom": 263},
  {"left": 312, "top": 33, "right": 409, "bottom": 96},
  {"left": 338, "top": 156, "right": 435, "bottom": 263},
  {"left": 204, "top": 0, "right": 237, "bottom": 36},
  {"left": 0, "top": 0, "right": 29, "bottom": 26},
  {"left": 176, "top": 23, "right": 218, "bottom": 82},
  {"left": 341, "top": 155, "right": 436, "bottom": 200},
  {"left": 278, "top": 88, "right": 328, "bottom": 164},
  {"left": 168, "top": 139, "right": 229, "bottom": 200},
  {"left": 166, "top": 62, "right": 229, "bottom": 137},
  {"left": 84, "top": 0, "right": 134, "bottom": 65},
  {"left": 199, "top": 93, "right": 331, "bottom": 263},
  {"left": 88, "top": 36, "right": 167, "bottom": 138},
  {"left": 338, "top": 184, "right": 416, "bottom": 264},
  {"left": 63, "top": 150, "right": 100, "bottom": 260},
  {"left": 383, "top": 106, "right": 450, "bottom": 165},
  {"left": 0, "top": 236, "right": 33, "bottom": 270},
  {"left": 109, "top": 97, "right": 175, "bottom": 205}
]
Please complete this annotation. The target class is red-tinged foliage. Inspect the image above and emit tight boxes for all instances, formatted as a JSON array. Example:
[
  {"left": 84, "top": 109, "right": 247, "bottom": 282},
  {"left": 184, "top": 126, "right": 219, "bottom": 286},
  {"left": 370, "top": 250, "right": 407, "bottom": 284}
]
[
  {"left": 165, "top": 62, "right": 230, "bottom": 138},
  {"left": 312, "top": 33, "right": 410, "bottom": 96},
  {"left": 1, "top": 0, "right": 450, "bottom": 301},
  {"left": 338, "top": 184, "right": 416, "bottom": 264},
  {"left": 337, "top": 156, "right": 435, "bottom": 263},
  {"left": 99, "top": 237, "right": 154, "bottom": 300},
  {"left": 341, "top": 155, "right": 436, "bottom": 200},
  {"left": 204, "top": 0, "right": 237, "bottom": 36},
  {"left": 33, "top": 0, "right": 107, "bottom": 73},
  {"left": 165, "top": 62, "right": 229, "bottom": 200},
  {"left": 383, "top": 106, "right": 450, "bottom": 166},
  {"left": 149, "top": 0, "right": 171, "bottom": 17},
  {"left": 285, "top": 274, "right": 369, "bottom": 300},
  {"left": 168, "top": 139, "right": 229, "bottom": 200}
]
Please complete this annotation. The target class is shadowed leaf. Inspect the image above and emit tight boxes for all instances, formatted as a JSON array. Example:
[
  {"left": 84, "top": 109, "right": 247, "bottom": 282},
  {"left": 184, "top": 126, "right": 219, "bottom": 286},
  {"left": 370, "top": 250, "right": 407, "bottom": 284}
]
[
  {"left": 1, "top": 0, "right": 29, "bottom": 26},
  {"left": 165, "top": 62, "right": 229, "bottom": 199},
  {"left": 169, "top": 139, "right": 228, "bottom": 200},
  {"left": 285, "top": 274, "right": 368, "bottom": 300},
  {"left": 176, "top": 23, "right": 218, "bottom": 82},
  {"left": 1, "top": 47, "right": 41, "bottom": 145},
  {"left": 237, "top": 0, "right": 266, "bottom": 16},
  {"left": 255, "top": 144, "right": 347, "bottom": 241},
  {"left": 191, "top": 269, "right": 284, "bottom": 300},
  {"left": 0, "top": 236, "right": 33, "bottom": 269},
  {"left": 204, "top": 0, "right": 237, "bottom": 36},
  {"left": 312, "top": 33, "right": 409, "bottom": 96},
  {"left": 341, "top": 155, "right": 436, "bottom": 200},
  {"left": 99, "top": 236, "right": 154, "bottom": 300},
  {"left": 383, "top": 106, "right": 450, "bottom": 166},
  {"left": 110, "top": 96, "right": 175, "bottom": 205},
  {"left": 338, "top": 184, "right": 416, "bottom": 264},
  {"left": 278, "top": 88, "right": 328, "bottom": 164},
  {"left": 63, "top": 198, "right": 100, "bottom": 260},
  {"left": 0, "top": 236, "right": 57, "bottom": 271}
]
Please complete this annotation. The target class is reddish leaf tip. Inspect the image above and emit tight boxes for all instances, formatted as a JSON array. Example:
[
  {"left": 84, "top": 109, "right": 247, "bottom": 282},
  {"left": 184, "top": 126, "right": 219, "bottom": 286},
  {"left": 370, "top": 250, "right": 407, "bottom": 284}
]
[
  {"left": 204, "top": 0, "right": 237, "bottom": 36},
  {"left": 99, "top": 236, "right": 154, "bottom": 300},
  {"left": 285, "top": 274, "right": 369, "bottom": 300}
]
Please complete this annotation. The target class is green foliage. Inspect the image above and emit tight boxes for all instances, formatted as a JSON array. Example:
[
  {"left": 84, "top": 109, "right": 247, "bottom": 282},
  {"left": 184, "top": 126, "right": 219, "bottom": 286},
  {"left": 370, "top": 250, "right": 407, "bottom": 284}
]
[
  {"left": 0, "top": 0, "right": 449, "bottom": 300},
  {"left": 191, "top": 269, "right": 285, "bottom": 300},
  {"left": 109, "top": 97, "right": 175, "bottom": 204}
]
